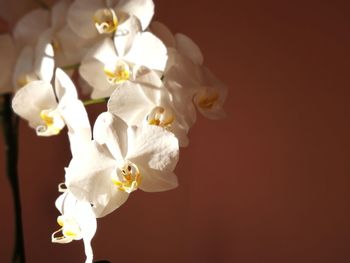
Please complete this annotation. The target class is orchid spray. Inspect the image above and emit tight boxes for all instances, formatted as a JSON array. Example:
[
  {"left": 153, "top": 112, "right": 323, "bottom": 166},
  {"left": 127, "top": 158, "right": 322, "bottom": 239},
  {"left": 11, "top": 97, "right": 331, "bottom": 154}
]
[{"left": 0, "top": 0, "right": 227, "bottom": 262}]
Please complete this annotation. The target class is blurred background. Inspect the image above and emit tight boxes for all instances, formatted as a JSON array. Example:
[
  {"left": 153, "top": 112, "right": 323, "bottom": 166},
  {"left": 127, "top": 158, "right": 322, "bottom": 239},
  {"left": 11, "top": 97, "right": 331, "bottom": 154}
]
[{"left": 1, "top": 0, "right": 350, "bottom": 262}]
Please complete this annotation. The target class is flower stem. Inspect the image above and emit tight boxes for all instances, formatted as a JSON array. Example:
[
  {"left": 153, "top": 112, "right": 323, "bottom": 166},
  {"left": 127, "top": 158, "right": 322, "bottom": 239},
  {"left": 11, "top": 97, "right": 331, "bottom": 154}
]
[
  {"left": 83, "top": 98, "right": 109, "bottom": 106},
  {"left": 1, "top": 94, "right": 25, "bottom": 263},
  {"left": 61, "top": 63, "right": 81, "bottom": 71}
]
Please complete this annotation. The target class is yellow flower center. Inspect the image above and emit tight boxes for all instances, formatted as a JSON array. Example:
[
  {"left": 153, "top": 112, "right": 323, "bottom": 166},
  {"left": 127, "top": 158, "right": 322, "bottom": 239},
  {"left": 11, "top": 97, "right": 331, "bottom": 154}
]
[
  {"left": 93, "top": 8, "right": 118, "bottom": 34},
  {"left": 104, "top": 60, "right": 130, "bottom": 84},
  {"left": 197, "top": 91, "right": 219, "bottom": 109},
  {"left": 112, "top": 162, "right": 141, "bottom": 193},
  {"left": 37, "top": 109, "right": 64, "bottom": 136},
  {"left": 52, "top": 215, "right": 82, "bottom": 243},
  {"left": 147, "top": 106, "right": 175, "bottom": 128}
]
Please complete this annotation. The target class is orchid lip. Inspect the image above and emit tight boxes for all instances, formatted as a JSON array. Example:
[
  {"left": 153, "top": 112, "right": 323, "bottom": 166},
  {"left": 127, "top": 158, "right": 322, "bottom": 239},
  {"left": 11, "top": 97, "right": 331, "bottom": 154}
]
[
  {"left": 93, "top": 8, "right": 118, "bottom": 34},
  {"left": 52, "top": 215, "right": 82, "bottom": 244},
  {"left": 112, "top": 161, "right": 141, "bottom": 193},
  {"left": 104, "top": 60, "right": 130, "bottom": 84},
  {"left": 195, "top": 91, "right": 219, "bottom": 110},
  {"left": 147, "top": 106, "right": 175, "bottom": 128},
  {"left": 36, "top": 109, "right": 65, "bottom": 136}
]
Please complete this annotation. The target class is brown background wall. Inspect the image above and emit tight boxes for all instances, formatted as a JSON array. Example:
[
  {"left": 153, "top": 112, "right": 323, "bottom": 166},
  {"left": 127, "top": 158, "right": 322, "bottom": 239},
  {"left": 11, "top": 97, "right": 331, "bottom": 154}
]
[{"left": 1, "top": 0, "right": 350, "bottom": 262}]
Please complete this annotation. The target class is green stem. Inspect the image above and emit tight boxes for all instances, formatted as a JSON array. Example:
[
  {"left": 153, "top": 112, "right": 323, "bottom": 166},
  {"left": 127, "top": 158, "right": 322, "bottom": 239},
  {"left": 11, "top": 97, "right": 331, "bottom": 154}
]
[
  {"left": 83, "top": 97, "right": 109, "bottom": 106},
  {"left": 61, "top": 63, "right": 81, "bottom": 71},
  {"left": 1, "top": 94, "right": 25, "bottom": 263}
]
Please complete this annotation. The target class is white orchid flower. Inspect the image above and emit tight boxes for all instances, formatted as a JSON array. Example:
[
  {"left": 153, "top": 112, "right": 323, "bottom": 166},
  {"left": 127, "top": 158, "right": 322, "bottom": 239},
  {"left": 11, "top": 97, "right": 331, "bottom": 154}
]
[
  {"left": 12, "top": 39, "right": 54, "bottom": 90},
  {"left": 52, "top": 190, "right": 97, "bottom": 263},
  {"left": 65, "top": 112, "right": 179, "bottom": 217},
  {"left": 79, "top": 30, "right": 167, "bottom": 98},
  {"left": 150, "top": 23, "right": 228, "bottom": 125},
  {"left": 49, "top": 0, "right": 104, "bottom": 67},
  {"left": 12, "top": 8, "right": 53, "bottom": 89},
  {"left": 12, "top": 1, "right": 86, "bottom": 75},
  {"left": 12, "top": 68, "right": 85, "bottom": 136},
  {"left": 108, "top": 69, "right": 190, "bottom": 147},
  {"left": 68, "top": 0, "right": 154, "bottom": 39},
  {"left": 11, "top": 2, "right": 70, "bottom": 89},
  {"left": 0, "top": 34, "right": 17, "bottom": 93},
  {"left": 192, "top": 67, "right": 228, "bottom": 119},
  {"left": 170, "top": 33, "right": 227, "bottom": 121},
  {"left": 165, "top": 62, "right": 228, "bottom": 126}
]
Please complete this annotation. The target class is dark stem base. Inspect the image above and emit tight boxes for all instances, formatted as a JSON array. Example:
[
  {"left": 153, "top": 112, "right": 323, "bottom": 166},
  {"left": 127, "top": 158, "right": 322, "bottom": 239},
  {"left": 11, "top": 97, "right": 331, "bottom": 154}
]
[{"left": 1, "top": 94, "right": 25, "bottom": 263}]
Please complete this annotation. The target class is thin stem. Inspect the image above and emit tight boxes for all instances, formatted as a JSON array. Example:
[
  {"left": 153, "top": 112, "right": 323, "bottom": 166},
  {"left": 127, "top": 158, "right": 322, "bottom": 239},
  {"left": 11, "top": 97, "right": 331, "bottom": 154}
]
[
  {"left": 83, "top": 97, "right": 109, "bottom": 106},
  {"left": 61, "top": 63, "right": 81, "bottom": 71},
  {"left": 1, "top": 94, "right": 25, "bottom": 263}
]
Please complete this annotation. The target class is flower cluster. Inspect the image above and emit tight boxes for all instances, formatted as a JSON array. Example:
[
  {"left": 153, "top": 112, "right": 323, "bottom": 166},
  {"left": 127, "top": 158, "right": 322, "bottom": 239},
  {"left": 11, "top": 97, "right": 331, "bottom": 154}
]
[{"left": 0, "top": 0, "right": 227, "bottom": 262}]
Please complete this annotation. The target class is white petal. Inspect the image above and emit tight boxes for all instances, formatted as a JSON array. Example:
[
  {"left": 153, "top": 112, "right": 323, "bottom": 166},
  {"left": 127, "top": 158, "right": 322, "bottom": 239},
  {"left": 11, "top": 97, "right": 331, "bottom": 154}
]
[
  {"left": 125, "top": 32, "right": 168, "bottom": 72},
  {"left": 54, "top": 192, "right": 97, "bottom": 263},
  {"left": 54, "top": 25, "right": 97, "bottom": 66},
  {"left": 59, "top": 100, "right": 91, "bottom": 158},
  {"left": 175, "top": 33, "right": 204, "bottom": 65},
  {"left": 117, "top": 0, "right": 154, "bottom": 30},
  {"left": 0, "top": 34, "right": 16, "bottom": 93},
  {"left": 107, "top": 81, "right": 154, "bottom": 126},
  {"left": 75, "top": 200, "right": 97, "bottom": 263},
  {"left": 165, "top": 48, "right": 201, "bottom": 78},
  {"left": 66, "top": 141, "right": 129, "bottom": 218},
  {"left": 67, "top": 0, "right": 105, "bottom": 39},
  {"left": 11, "top": 80, "right": 57, "bottom": 128},
  {"left": 78, "top": 73, "right": 93, "bottom": 95},
  {"left": 150, "top": 21, "right": 175, "bottom": 48},
  {"left": 79, "top": 38, "right": 118, "bottom": 98},
  {"left": 13, "top": 46, "right": 35, "bottom": 89},
  {"left": 34, "top": 30, "right": 55, "bottom": 83},
  {"left": 55, "top": 192, "right": 68, "bottom": 214},
  {"left": 169, "top": 123, "right": 189, "bottom": 148},
  {"left": 113, "top": 15, "right": 141, "bottom": 57},
  {"left": 55, "top": 68, "right": 78, "bottom": 101},
  {"left": 164, "top": 66, "right": 198, "bottom": 128},
  {"left": 127, "top": 124, "right": 179, "bottom": 172},
  {"left": 84, "top": 38, "right": 118, "bottom": 64},
  {"left": 93, "top": 112, "right": 128, "bottom": 161},
  {"left": 79, "top": 59, "right": 115, "bottom": 99},
  {"left": 51, "top": 0, "right": 70, "bottom": 29},
  {"left": 134, "top": 68, "right": 163, "bottom": 89},
  {"left": 13, "top": 9, "right": 50, "bottom": 46},
  {"left": 139, "top": 168, "right": 178, "bottom": 192},
  {"left": 194, "top": 67, "right": 228, "bottom": 120}
]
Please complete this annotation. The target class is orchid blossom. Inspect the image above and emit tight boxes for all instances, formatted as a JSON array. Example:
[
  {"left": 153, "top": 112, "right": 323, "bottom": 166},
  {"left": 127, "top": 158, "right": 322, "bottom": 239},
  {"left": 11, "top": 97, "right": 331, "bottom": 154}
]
[
  {"left": 65, "top": 112, "right": 179, "bottom": 217},
  {"left": 68, "top": 0, "right": 154, "bottom": 39},
  {"left": 151, "top": 22, "right": 228, "bottom": 126},
  {"left": 108, "top": 68, "right": 190, "bottom": 147},
  {"left": 12, "top": 68, "right": 84, "bottom": 136},
  {"left": 79, "top": 29, "right": 167, "bottom": 98},
  {"left": 52, "top": 190, "right": 97, "bottom": 263}
]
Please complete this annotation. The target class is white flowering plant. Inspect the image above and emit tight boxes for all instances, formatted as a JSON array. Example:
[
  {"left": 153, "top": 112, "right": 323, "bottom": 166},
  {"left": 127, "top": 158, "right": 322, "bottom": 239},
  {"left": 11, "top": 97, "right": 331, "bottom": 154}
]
[{"left": 0, "top": 0, "right": 227, "bottom": 262}]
